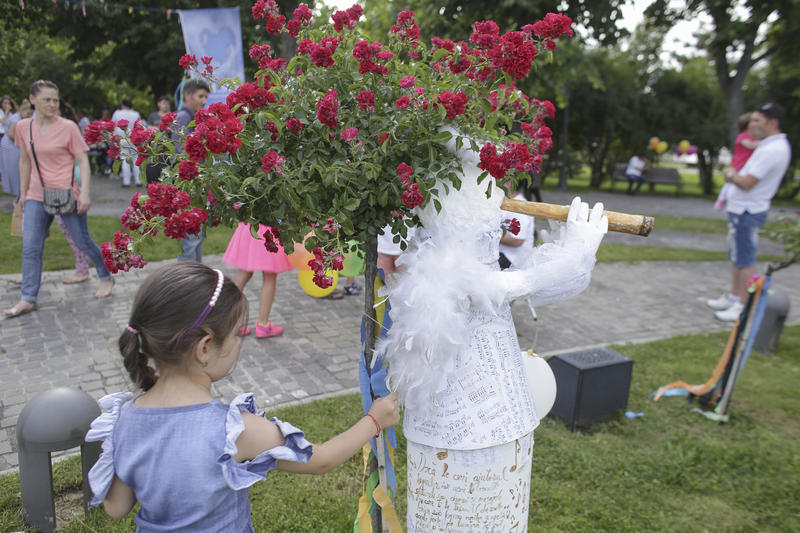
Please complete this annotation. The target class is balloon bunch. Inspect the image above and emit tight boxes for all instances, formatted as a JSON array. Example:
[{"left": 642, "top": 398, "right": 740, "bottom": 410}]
[
  {"left": 287, "top": 234, "right": 365, "bottom": 297},
  {"left": 648, "top": 136, "right": 668, "bottom": 154},
  {"left": 675, "top": 139, "right": 698, "bottom": 155}
]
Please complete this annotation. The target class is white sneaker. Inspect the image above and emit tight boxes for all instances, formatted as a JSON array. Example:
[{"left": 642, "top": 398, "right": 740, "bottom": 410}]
[
  {"left": 715, "top": 301, "right": 744, "bottom": 321},
  {"left": 706, "top": 293, "right": 739, "bottom": 310}
]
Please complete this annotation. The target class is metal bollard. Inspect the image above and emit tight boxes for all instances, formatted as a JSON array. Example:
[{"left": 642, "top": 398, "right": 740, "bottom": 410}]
[
  {"left": 16, "top": 387, "right": 101, "bottom": 532},
  {"left": 753, "top": 287, "right": 791, "bottom": 354}
]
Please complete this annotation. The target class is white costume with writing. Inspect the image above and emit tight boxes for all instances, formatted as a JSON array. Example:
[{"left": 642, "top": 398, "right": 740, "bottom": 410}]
[{"left": 376, "top": 132, "right": 607, "bottom": 531}]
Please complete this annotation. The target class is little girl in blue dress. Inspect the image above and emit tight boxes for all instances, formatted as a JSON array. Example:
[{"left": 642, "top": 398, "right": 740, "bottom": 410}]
[{"left": 86, "top": 262, "right": 399, "bottom": 532}]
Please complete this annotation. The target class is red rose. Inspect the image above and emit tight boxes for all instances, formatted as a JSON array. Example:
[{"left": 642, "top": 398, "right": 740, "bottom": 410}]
[
  {"left": 286, "top": 118, "right": 304, "bottom": 133},
  {"left": 178, "top": 160, "right": 199, "bottom": 180},
  {"left": 316, "top": 90, "right": 339, "bottom": 128},
  {"left": 378, "top": 134, "right": 390, "bottom": 145},
  {"left": 357, "top": 90, "right": 375, "bottom": 111},
  {"left": 159, "top": 112, "right": 177, "bottom": 131},
  {"left": 399, "top": 75, "right": 416, "bottom": 89},
  {"left": 178, "top": 54, "right": 197, "bottom": 69},
  {"left": 396, "top": 162, "right": 413, "bottom": 180},
  {"left": 395, "top": 96, "right": 410, "bottom": 109},
  {"left": 184, "top": 134, "right": 208, "bottom": 162}
]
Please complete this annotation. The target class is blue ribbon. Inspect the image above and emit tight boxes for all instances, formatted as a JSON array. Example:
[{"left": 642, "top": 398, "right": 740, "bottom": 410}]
[{"left": 358, "top": 268, "right": 397, "bottom": 494}]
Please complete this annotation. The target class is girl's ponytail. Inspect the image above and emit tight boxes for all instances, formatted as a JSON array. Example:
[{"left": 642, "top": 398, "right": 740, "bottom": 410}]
[
  {"left": 119, "top": 262, "right": 247, "bottom": 390},
  {"left": 120, "top": 329, "right": 157, "bottom": 390}
]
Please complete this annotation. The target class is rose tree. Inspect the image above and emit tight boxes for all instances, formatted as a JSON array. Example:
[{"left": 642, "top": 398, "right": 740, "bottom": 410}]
[{"left": 91, "top": 3, "right": 572, "bottom": 285}]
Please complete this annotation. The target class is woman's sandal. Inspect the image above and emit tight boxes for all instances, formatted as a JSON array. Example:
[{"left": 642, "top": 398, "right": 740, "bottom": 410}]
[
  {"left": 63, "top": 274, "right": 90, "bottom": 285},
  {"left": 324, "top": 290, "right": 345, "bottom": 300},
  {"left": 3, "top": 301, "right": 37, "bottom": 318},
  {"left": 95, "top": 278, "right": 115, "bottom": 299},
  {"left": 343, "top": 283, "right": 361, "bottom": 296}
]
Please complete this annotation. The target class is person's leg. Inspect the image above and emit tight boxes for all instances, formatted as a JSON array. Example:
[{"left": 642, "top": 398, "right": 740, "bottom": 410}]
[
  {"left": 178, "top": 233, "right": 205, "bottom": 262},
  {"left": 257, "top": 272, "right": 277, "bottom": 326},
  {"left": 6, "top": 200, "right": 51, "bottom": 312},
  {"left": 54, "top": 215, "right": 90, "bottom": 282},
  {"left": 59, "top": 212, "right": 113, "bottom": 297},
  {"left": 730, "top": 211, "right": 767, "bottom": 301},
  {"left": 120, "top": 161, "right": 132, "bottom": 187},
  {"left": 232, "top": 269, "right": 254, "bottom": 291},
  {"left": 132, "top": 162, "right": 141, "bottom": 186},
  {"left": 633, "top": 176, "right": 645, "bottom": 194}
]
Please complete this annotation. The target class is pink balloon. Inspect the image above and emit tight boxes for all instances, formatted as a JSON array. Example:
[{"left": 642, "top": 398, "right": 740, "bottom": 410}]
[
  {"left": 675, "top": 145, "right": 684, "bottom": 155},
  {"left": 687, "top": 145, "right": 698, "bottom": 155}
]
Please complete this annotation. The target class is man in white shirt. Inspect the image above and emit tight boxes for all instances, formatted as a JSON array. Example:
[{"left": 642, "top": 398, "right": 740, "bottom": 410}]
[
  {"left": 111, "top": 99, "right": 142, "bottom": 187},
  {"left": 626, "top": 153, "right": 649, "bottom": 195},
  {"left": 707, "top": 103, "right": 792, "bottom": 321}
]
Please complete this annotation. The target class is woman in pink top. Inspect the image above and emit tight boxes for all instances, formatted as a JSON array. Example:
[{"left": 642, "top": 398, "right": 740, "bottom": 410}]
[
  {"left": 4, "top": 80, "right": 114, "bottom": 318},
  {"left": 716, "top": 113, "right": 760, "bottom": 210}
]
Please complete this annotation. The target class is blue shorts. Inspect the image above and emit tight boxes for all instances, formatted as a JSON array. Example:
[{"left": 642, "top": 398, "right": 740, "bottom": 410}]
[{"left": 727, "top": 211, "right": 767, "bottom": 268}]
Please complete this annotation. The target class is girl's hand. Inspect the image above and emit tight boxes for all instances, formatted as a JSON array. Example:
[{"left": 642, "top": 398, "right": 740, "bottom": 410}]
[{"left": 368, "top": 392, "right": 400, "bottom": 431}]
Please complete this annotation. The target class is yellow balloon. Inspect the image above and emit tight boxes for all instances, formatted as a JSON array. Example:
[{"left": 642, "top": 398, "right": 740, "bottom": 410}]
[
  {"left": 679, "top": 140, "right": 690, "bottom": 154},
  {"left": 656, "top": 140, "right": 668, "bottom": 154},
  {"left": 297, "top": 269, "right": 339, "bottom": 298},
  {"left": 649, "top": 136, "right": 660, "bottom": 150}
]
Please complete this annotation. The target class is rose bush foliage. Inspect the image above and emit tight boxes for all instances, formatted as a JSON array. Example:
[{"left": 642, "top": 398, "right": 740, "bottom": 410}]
[{"left": 89, "top": 2, "right": 572, "bottom": 282}]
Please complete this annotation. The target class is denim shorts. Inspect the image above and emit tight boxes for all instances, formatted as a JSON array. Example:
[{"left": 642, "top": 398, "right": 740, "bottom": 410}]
[{"left": 727, "top": 211, "right": 768, "bottom": 268}]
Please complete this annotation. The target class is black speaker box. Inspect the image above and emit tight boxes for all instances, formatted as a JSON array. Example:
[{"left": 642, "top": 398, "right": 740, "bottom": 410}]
[{"left": 547, "top": 348, "right": 633, "bottom": 431}]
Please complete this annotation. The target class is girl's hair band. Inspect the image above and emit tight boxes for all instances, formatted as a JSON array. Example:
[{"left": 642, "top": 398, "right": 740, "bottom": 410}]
[
  {"left": 182, "top": 269, "right": 225, "bottom": 342},
  {"left": 126, "top": 325, "right": 139, "bottom": 334}
]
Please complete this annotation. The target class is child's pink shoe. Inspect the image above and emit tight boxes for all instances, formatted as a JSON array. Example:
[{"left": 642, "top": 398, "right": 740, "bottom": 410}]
[
  {"left": 255, "top": 322, "right": 283, "bottom": 338},
  {"left": 238, "top": 326, "right": 251, "bottom": 336}
]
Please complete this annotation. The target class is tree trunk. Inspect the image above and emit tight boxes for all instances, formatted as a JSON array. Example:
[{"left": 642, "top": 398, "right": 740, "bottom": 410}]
[
  {"left": 696, "top": 149, "right": 714, "bottom": 195},
  {"left": 361, "top": 235, "right": 382, "bottom": 531},
  {"left": 588, "top": 139, "right": 609, "bottom": 188},
  {"left": 558, "top": 82, "right": 570, "bottom": 191}
]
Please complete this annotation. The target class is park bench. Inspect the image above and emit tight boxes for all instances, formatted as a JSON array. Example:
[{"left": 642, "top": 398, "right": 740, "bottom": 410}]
[{"left": 611, "top": 163, "right": 683, "bottom": 194}]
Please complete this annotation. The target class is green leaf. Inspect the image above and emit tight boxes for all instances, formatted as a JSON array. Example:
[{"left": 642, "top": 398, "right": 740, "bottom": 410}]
[
  {"left": 432, "top": 130, "right": 453, "bottom": 144},
  {"left": 432, "top": 49, "right": 451, "bottom": 63},
  {"left": 433, "top": 199, "right": 442, "bottom": 213},
  {"left": 343, "top": 198, "right": 360, "bottom": 211}
]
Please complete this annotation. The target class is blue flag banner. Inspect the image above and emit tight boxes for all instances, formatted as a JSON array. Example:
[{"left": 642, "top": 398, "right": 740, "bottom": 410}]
[{"left": 178, "top": 8, "right": 245, "bottom": 104}]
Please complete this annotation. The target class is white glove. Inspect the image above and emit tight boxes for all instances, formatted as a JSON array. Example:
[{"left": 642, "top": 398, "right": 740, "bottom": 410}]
[{"left": 563, "top": 196, "right": 608, "bottom": 255}]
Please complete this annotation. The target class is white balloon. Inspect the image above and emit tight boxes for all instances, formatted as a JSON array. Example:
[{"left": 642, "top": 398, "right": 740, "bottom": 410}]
[{"left": 522, "top": 351, "right": 557, "bottom": 418}]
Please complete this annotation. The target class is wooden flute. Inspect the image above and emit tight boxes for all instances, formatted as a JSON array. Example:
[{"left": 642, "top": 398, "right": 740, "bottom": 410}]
[{"left": 500, "top": 198, "right": 654, "bottom": 236}]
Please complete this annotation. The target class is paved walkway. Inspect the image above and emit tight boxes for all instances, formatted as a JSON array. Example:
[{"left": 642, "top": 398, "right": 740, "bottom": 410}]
[{"left": 1, "top": 178, "right": 798, "bottom": 474}]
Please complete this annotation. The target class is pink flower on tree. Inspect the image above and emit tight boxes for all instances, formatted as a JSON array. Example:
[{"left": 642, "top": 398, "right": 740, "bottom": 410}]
[
  {"left": 340, "top": 127, "right": 359, "bottom": 141},
  {"left": 395, "top": 96, "right": 411, "bottom": 109}
]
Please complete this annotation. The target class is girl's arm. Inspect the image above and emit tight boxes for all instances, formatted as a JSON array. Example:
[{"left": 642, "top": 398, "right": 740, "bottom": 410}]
[
  {"left": 741, "top": 138, "right": 760, "bottom": 150},
  {"left": 104, "top": 475, "right": 137, "bottom": 519},
  {"left": 235, "top": 392, "right": 400, "bottom": 474}
]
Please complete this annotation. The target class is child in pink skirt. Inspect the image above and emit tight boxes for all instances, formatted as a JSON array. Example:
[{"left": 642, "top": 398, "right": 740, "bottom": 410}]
[{"left": 222, "top": 223, "right": 293, "bottom": 338}]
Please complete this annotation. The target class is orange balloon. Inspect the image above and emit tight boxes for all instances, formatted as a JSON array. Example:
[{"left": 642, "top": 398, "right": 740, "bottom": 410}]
[
  {"left": 649, "top": 137, "right": 660, "bottom": 150},
  {"left": 286, "top": 232, "right": 315, "bottom": 271}
]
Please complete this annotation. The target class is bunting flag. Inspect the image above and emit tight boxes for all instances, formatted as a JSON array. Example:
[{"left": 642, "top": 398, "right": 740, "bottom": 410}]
[
  {"left": 653, "top": 275, "right": 769, "bottom": 423},
  {"left": 354, "top": 270, "right": 402, "bottom": 533},
  {"left": 21, "top": 0, "right": 175, "bottom": 14}
]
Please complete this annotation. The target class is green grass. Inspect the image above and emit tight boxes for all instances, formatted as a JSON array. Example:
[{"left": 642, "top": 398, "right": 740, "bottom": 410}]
[
  {"left": 596, "top": 243, "right": 783, "bottom": 264},
  {"left": 543, "top": 164, "right": 800, "bottom": 208},
  {"left": 0, "top": 213, "right": 235, "bottom": 275},
  {"left": 652, "top": 214, "right": 729, "bottom": 234},
  {"left": 2, "top": 326, "right": 798, "bottom": 532}
]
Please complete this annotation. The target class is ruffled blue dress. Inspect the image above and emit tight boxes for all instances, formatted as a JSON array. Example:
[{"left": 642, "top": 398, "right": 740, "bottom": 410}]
[{"left": 86, "top": 392, "right": 312, "bottom": 532}]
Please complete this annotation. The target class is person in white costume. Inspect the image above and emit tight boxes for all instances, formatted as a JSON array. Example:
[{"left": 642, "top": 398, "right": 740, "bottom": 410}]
[{"left": 375, "top": 132, "right": 607, "bottom": 531}]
